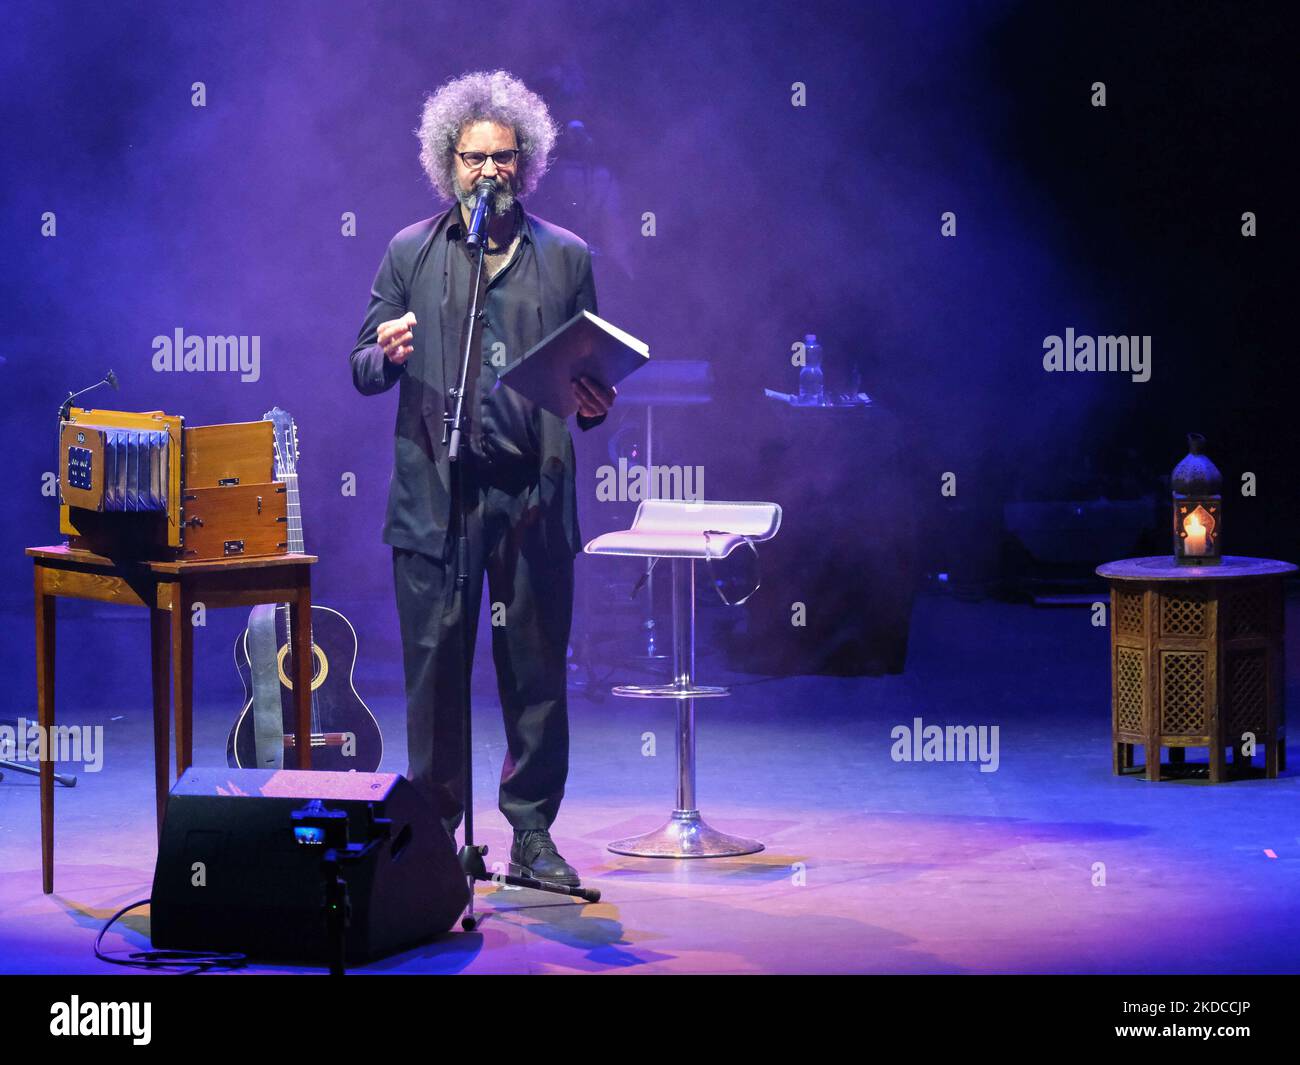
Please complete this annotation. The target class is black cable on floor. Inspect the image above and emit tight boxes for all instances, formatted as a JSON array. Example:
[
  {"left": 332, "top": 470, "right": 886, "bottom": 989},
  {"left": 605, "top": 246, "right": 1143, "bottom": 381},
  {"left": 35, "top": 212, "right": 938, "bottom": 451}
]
[{"left": 93, "top": 898, "right": 248, "bottom": 974}]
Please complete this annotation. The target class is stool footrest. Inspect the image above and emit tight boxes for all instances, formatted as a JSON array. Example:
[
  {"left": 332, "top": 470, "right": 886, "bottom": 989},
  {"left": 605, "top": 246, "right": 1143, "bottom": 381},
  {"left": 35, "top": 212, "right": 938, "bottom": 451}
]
[
  {"left": 611, "top": 683, "right": 729, "bottom": 699},
  {"left": 607, "top": 810, "right": 764, "bottom": 858}
]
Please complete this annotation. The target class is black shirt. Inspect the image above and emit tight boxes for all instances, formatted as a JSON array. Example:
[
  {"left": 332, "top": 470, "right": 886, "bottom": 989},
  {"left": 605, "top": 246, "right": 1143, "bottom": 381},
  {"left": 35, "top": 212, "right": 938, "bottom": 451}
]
[{"left": 444, "top": 204, "right": 542, "bottom": 468}]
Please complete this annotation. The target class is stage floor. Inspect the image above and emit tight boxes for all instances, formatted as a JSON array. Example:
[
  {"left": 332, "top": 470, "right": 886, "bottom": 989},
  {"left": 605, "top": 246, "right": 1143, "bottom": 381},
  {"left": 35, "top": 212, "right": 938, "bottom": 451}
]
[{"left": 2, "top": 592, "right": 1298, "bottom": 975}]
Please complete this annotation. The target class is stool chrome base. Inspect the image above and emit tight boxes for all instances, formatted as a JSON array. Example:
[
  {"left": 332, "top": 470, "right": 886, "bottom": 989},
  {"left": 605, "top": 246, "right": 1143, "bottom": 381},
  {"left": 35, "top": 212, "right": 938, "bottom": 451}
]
[
  {"left": 598, "top": 554, "right": 767, "bottom": 860},
  {"left": 608, "top": 810, "right": 764, "bottom": 859},
  {"left": 612, "top": 683, "right": 729, "bottom": 699}
]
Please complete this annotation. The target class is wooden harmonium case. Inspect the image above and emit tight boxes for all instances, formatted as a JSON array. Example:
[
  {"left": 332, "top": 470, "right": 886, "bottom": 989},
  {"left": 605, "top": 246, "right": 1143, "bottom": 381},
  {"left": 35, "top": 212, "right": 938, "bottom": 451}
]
[{"left": 59, "top": 407, "right": 288, "bottom": 561}]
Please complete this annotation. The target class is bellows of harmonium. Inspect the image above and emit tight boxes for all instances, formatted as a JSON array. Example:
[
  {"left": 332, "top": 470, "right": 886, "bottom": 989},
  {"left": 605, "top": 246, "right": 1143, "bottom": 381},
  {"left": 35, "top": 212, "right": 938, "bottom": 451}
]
[{"left": 58, "top": 408, "right": 288, "bottom": 561}]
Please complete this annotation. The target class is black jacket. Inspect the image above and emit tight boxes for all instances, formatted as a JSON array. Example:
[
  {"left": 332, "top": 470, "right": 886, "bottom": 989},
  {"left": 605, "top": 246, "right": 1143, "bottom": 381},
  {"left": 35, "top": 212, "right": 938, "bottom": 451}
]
[{"left": 350, "top": 205, "right": 603, "bottom": 561}]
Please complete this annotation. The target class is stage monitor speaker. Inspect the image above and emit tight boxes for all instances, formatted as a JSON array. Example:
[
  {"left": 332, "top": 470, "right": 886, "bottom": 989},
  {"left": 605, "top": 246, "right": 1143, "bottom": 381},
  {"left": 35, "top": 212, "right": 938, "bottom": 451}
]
[{"left": 150, "top": 767, "right": 468, "bottom": 964}]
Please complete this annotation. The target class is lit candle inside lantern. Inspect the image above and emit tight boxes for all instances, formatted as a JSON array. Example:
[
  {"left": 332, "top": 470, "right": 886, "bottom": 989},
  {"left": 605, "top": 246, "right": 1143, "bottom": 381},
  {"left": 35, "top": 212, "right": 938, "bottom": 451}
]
[{"left": 1183, "top": 508, "right": 1209, "bottom": 556}]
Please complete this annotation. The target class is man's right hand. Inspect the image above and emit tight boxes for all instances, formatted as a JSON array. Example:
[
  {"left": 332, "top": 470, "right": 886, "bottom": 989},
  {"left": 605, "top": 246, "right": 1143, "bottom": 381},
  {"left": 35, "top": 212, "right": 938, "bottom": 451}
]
[{"left": 378, "top": 311, "right": 417, "bottom": 365}]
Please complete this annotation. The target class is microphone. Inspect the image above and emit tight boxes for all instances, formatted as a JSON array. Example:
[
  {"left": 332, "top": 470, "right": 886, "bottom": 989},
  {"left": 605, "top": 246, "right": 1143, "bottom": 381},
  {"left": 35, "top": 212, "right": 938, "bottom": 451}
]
[
  {"left": 464, "top": 179, "right": 496, "bottom": 249},
  {"left": 59, "top": 369, "right": 120, "bottom": 420}
]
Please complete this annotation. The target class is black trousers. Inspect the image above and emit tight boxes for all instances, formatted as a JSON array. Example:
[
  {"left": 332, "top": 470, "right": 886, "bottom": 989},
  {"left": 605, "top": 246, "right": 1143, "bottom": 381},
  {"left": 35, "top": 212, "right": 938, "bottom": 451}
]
[{"left": 392, "top": 456, "right": 574, "bottom": 835}]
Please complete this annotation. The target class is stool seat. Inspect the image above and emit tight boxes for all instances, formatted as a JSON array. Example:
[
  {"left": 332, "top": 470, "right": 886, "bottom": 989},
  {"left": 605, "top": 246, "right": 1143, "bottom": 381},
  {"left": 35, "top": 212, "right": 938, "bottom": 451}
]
[
  {"left": 584, "top": 499, "right": 782, "bottom": 560},
  {"left": 585, "top": 529, "right": 747, "bottom": 559}
]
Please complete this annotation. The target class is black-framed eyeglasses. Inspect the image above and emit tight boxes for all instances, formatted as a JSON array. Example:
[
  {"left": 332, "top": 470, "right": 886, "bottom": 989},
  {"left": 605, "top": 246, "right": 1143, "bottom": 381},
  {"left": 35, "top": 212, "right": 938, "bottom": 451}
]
[{"left": 456, "top": 149, "right": 520, "bottom": 169}]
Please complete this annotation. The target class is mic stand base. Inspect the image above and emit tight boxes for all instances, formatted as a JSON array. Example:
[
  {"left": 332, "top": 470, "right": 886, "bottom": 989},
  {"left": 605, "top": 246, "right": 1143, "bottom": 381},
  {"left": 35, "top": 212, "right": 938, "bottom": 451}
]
[{"left": 455, "top": 842, "right": 599, "bottom": 931}]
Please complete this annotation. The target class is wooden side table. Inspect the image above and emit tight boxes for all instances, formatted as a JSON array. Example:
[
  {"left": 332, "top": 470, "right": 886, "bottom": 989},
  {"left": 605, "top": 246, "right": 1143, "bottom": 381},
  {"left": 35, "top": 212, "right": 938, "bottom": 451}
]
[
  {"left": 1096, "top": 555, "right": 1295, "bottom": 783},
  {"left": 28, "top": 544, "right": 317, "bottom": 893}
]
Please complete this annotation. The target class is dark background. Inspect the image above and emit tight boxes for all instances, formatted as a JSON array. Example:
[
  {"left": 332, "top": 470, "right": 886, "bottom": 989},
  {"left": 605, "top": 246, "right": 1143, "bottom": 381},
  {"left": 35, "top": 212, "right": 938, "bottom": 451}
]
[{"left": 1, "top": 1, "right": 1293, "bottom": 692}]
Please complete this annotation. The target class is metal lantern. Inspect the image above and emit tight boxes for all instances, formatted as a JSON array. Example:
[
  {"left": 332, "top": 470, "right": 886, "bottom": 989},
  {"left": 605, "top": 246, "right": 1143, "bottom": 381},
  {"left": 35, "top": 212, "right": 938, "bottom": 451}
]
[{"left": 1171, "top": 432, "right": 1222, "bottom": 565}]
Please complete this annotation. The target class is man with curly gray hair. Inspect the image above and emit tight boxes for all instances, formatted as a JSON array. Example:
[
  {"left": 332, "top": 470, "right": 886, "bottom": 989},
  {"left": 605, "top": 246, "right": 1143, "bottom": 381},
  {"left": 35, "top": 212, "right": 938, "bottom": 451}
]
[{"left": 349, "top": 69, "right": 616, "bottom": 889}]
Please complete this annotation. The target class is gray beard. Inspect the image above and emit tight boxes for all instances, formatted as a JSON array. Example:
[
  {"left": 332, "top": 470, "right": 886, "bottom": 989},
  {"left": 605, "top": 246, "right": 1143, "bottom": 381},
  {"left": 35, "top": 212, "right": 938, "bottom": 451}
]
[{"left": 457, "top": 178, "right": 516, "bottom": 217}]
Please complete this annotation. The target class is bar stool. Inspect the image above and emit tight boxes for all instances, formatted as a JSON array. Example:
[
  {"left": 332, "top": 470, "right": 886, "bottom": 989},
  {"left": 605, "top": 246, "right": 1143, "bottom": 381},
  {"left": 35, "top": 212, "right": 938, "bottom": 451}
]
[{"left": 584, "top": 499, "right": 782, "bottom": 857}]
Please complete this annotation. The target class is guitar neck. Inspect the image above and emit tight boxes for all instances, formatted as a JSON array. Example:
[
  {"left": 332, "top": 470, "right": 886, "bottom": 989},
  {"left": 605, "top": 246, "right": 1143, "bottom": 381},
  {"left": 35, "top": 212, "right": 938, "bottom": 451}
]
[
  {"left": 283, "top": 471, "right": 305, "bottom": 555},
  {"left": 280, "top": 470, "right": 304, "bottom": 648},
  {"left": 269, "top": 409, "right": 305, "bottom": 647}
]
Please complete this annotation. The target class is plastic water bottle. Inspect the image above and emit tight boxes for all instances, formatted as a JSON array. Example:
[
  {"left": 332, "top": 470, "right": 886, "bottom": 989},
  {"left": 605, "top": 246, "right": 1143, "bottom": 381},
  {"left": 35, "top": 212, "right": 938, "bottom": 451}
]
[{"left": 798, "top": 334, "right": 824, "bottom": 406}]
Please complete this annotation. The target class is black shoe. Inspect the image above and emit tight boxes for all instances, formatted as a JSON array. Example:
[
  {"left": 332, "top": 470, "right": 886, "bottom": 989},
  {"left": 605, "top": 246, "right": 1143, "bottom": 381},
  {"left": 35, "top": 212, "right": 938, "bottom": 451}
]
[{"left": 510, "top": 829, "right": 580, "bottom": 887}]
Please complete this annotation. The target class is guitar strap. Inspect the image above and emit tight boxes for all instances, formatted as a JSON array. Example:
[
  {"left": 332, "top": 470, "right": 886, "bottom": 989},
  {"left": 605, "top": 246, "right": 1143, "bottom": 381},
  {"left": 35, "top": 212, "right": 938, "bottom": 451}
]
[{"left": 247, "top": 604, "right": 284, "bottom": 770}]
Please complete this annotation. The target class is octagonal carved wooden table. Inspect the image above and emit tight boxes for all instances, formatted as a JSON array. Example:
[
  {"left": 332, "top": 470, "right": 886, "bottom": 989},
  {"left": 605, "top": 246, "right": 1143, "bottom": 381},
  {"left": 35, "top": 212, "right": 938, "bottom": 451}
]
[{"left": 1096, "top": 556, "right": 1295, "bottom": 782}]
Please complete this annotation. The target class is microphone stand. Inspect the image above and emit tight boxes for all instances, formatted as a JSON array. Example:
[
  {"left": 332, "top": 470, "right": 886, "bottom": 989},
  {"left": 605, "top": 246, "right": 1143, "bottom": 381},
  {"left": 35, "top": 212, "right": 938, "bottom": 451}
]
[
  {"left": 0, "top": 719, "right": 78, "bottom": 787},
  {"left": 443, "top": 195, "right": 601, "bottom": 931}
]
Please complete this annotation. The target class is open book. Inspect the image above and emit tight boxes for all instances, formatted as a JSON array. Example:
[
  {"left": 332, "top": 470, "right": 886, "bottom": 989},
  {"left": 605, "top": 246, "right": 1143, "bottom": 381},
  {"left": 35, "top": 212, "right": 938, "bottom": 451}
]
[{"left": 499, "top": 310, "right": 650, "bottom": 418}]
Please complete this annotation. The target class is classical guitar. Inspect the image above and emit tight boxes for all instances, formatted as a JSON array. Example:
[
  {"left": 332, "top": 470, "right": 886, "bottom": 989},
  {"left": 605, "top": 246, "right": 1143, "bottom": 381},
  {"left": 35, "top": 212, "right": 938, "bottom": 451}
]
[{"left": 225, "top": 407, "right": 383, "bottom": 771}]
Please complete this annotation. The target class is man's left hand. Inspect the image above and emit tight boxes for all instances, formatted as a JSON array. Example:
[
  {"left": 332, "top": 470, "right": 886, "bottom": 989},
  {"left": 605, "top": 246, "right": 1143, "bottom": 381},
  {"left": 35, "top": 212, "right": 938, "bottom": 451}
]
[{"left": 573, "top": 375, "right": 617, "bottom": 418}]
